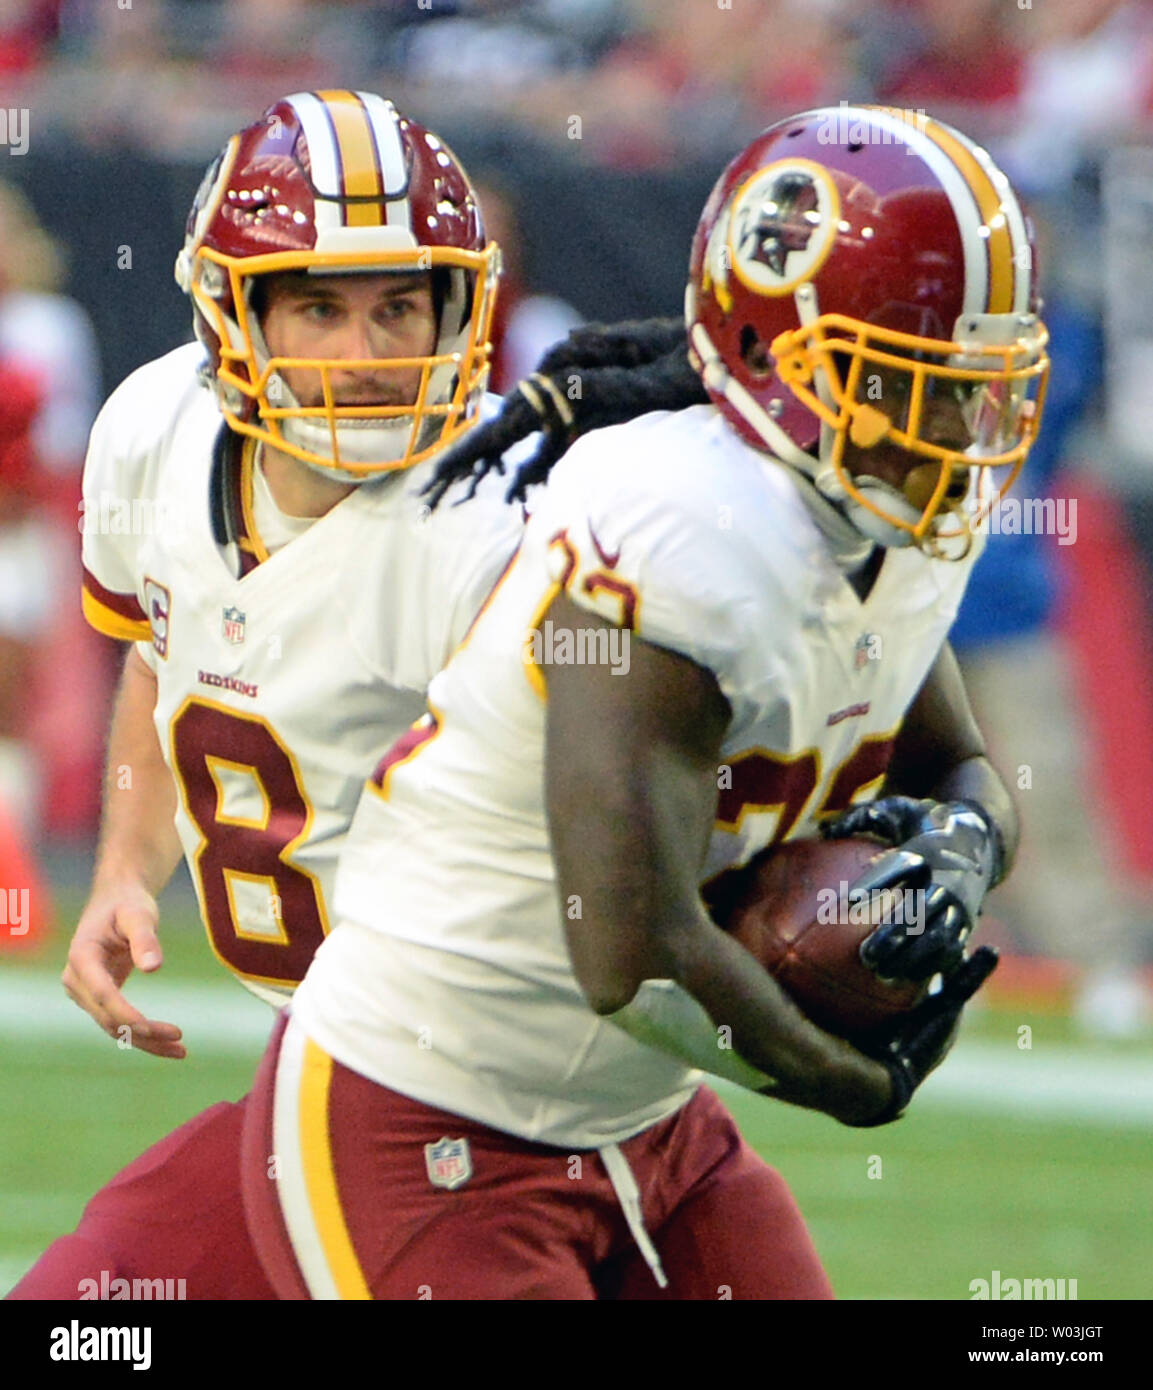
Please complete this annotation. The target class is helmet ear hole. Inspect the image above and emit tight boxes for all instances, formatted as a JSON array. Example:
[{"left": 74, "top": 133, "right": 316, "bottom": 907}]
[{"left": 740, "top": 325, "right": 774, "bottom": 378}]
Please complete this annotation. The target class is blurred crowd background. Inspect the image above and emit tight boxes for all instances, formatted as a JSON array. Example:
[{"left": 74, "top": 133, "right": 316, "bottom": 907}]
[
  {"left": 0, "top": 0, "right": 1150, "bottom": 172},
  {"left": 3, "top": 0, "right": 1153, "bottom": 1027}
]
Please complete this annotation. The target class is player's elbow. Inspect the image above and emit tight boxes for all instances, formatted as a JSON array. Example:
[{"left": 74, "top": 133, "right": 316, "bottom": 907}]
[
  {"left": 567, "top": 927, "right": 649, "bottom": 1016},
  {"left": 557, "top": 854, "right": 662, "bottom": 1013},
  {"left": 570, "top": 945, "right": 642, "bottom": 1015},
  {"left": 580, "top": 976, "right": 640, "bottom": 1017}
]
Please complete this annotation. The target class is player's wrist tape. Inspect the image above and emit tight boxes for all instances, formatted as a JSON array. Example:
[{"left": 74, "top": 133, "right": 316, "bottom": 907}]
[
  {"left": 517, "top": 373, "right": 576, "bottom": 434},
  {"left": 847, "top": 1056, "right": 915, "bottom": 1128}
]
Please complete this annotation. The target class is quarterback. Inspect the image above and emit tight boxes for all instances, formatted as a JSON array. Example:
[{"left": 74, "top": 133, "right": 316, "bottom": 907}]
[
  {"left": 240, "top": 108, "right": 1048, "bottom": 1299},
  {"left": 9, "top": 90, "right": 527, "bottom": 1299}
]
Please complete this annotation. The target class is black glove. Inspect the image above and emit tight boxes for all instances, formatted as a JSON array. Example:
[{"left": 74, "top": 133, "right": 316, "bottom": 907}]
[
  {"left": 822, "top": 795, "right": 1003, "bottom": 982},
  {"left": 848, "top": 946, "right": 999, "bottom": 1127}
]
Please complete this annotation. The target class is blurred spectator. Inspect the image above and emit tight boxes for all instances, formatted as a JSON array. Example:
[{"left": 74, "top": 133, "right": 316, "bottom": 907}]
[
  {"left": 51, "top": 0, "right": 180, "bottom": 152},
  {"left": 384, "top": 0, "right": 590, "bottom": 92},
  {"left": 473, "top": 177, "right": 582, "bottom": 394},
  {"left": 562, "top": 0, "right": 850, "bottom": 167},
  {"left": 952, "top": 235, "right": 1152, "bottom": 1033},
  {"left": 0, "top": 182, "right": 101, "bottom": 479},
  {"left": 0, "top": 355, "right": 57, "bottom": 945},
  {"left": 0, "top": 181, "right": 107, "bottom": 841},
  {"left": 0, "top": 359, "right": 55, "bottom": 836},
  {"left": 877, "top": 0, "right": 1025, "bottom": 108},
  {"left": 0, "top": 0, "right": 60, "bottom": 75},
  {"left": 212, "top": 0, "right": 345, "bottom": 91},
  {"left": 1001, "top": 0, "right": 1153, "bottom": 194}
]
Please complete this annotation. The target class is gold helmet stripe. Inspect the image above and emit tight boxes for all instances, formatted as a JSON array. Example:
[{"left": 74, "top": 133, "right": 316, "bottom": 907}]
[
  {"left": 964, "top": 133, "right": 1033, "bottom": 313},
  {"left": 315, "top": 89, "right": 385, "bottom": 227},
  {"left": 911, "top": 117, "right": 1018, "bottom": 315}
]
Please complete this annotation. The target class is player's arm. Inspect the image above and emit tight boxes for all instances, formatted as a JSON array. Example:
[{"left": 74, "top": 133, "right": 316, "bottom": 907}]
[
  {"left": 543, "top": 591, "right": 893, "bottom": 1126},
  {"left": 826, "top": 640, "right": 1016, "bottom": 982},
  {"left": 61, "top": 645, "right": 187, "bottom": 1059},
  {"left": 883, "top": 639, "right": 1018, "bottom": 869}
]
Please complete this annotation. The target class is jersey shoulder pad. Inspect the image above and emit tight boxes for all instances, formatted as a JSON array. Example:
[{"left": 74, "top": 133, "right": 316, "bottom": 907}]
[
  {"left": 80, "top": 343, "right": 216, "bottom": 640},
  {"left": 532, "top": 405, "right": 813, "bottom": 700}
]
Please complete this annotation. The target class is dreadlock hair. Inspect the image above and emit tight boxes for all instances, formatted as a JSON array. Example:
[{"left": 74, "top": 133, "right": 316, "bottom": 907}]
[{"left": 423, "top": 317, "right": 709, "bottom": 509}]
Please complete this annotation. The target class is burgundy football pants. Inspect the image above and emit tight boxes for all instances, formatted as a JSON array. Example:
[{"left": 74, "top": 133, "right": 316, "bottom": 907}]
[
  {"left": 241, "top": 1011, "right": 833, "bottom": 1300},
  {"left": 8, "top": 1097, "right": 277, "bottom": 1301}
]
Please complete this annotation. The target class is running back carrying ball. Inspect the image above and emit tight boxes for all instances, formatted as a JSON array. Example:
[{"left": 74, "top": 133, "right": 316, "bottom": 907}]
[{"left": 713, "top": 836, "right": 928, "bottom": 1041}]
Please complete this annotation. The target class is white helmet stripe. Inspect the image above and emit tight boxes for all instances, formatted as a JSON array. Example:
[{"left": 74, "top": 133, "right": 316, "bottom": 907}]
[
  {"left": 286, "top": 91, "right": 343, "bottom": 233},
  {"left": 908, "top": 112, "right": 1021, "bottom": 315},
  {"left": 360, "top": 93, "right": 412, "bottom": 232},
  {"left": 963, "top": 137, "right": 1032, "bottom": 313}
]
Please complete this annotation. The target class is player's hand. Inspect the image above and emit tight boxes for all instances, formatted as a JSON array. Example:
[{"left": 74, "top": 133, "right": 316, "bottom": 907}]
[
  {"left": 822, "top": 795, "right": 1003, "bottom": 982},
  {"left": 61, "top": 880, "right": 186, "bottom": 1060},
  {"left": 849, "top": 946, "right": 999, "bottom": 1126}
]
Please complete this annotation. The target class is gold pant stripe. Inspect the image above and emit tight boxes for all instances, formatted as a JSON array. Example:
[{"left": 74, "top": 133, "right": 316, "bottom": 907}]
[{"left": 299, "top": 1038, "right": 373, "bottom": 1300}]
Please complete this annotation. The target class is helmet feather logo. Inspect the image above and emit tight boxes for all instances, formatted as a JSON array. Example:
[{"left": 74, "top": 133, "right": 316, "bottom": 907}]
[{"left": 727, "top": 159, "right": 840, "bottom": 297}]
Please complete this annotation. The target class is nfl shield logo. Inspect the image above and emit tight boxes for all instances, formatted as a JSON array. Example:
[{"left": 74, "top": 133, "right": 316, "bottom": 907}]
[
  {"left": 855, "top": 633, "right": 878, "bottom": 669},
  {"left": 424, "top": 1136, "right": 472, "bottom": 1191},
  {"left": 222, "top": 606, "right": 246, "bottom": 644}
]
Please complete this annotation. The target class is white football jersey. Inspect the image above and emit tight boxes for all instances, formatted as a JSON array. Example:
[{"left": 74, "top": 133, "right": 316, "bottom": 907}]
[
  {"left": 293, "top": 403, "right": 982, "bottom": 1147},
  {"left": 81, "top": 342, "right": 525, "bottom": 1004}
]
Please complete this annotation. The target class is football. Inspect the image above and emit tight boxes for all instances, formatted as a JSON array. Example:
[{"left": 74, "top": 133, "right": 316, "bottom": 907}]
[{"left": 710, "top": 834, "right": 927, "bottom": 1041}]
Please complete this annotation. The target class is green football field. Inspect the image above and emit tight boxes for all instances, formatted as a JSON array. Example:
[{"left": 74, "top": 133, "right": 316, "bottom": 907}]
[{"left": 2, "top": 882, "right": 1150, "bottom": 1300}]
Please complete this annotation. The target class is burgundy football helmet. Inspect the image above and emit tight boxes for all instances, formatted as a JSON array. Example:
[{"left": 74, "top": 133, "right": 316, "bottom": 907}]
[
  {"left": 175, "top": 90, "right": 500, "bottom": 477},
  {"left": 685, "top": 105, "right": 1049, "bottom": 553}
]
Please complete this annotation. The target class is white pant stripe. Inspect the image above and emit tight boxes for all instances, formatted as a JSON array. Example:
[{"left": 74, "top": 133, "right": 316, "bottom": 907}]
[{"left": 271, "top": 1013, "right": 342, "bottom": 1300}]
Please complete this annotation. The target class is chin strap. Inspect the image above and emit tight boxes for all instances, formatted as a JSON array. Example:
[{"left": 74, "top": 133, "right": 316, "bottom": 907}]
[
  {"left": 787, "top": 468, "right": 876, "bottom": 570},
  {"left": 273, "top": 401, "right": 422, "bottom": 479},
  {"left": 838, "top": 476, "right": 924, "bottom": 550}
]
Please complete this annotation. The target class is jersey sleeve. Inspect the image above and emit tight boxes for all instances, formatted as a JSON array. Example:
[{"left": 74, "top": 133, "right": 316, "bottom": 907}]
[
  {"left": 134, "top": 636, "right": 159, "bottom": 672},
  {"left": 336, "top": 462, "right": 526, "bottom": 698},
  {"left": 79, "top": 385, "right": 152, "bottom": 642},
  {"left": 425, "top": 469, "right": 526, "bottom": 669},
  {"left": 529, "top": 421, "right": 769, "bottom": 708}
]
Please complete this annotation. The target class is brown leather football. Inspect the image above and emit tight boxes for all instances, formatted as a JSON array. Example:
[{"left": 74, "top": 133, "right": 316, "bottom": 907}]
[{"left": 712, "top": 835, "right": 927, "bottom": 1041}]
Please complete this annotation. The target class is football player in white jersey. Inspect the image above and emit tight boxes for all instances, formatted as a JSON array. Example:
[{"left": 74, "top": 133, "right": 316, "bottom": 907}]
[
  {"left": 240, "top": 108, "right": 1049, "bottom": 1299},
  {"left": 9, "top": 91, "right": 531, "bottom": 1299}
]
